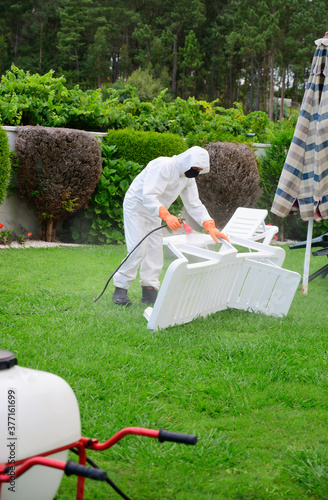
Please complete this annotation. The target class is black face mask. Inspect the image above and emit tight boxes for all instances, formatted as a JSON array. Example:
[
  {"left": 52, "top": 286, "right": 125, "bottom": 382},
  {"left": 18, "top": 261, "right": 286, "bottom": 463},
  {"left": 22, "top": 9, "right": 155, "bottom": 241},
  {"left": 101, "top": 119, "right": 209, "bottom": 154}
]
[{"left": 184, "top": 168, "right": 200, "bottom": 178}]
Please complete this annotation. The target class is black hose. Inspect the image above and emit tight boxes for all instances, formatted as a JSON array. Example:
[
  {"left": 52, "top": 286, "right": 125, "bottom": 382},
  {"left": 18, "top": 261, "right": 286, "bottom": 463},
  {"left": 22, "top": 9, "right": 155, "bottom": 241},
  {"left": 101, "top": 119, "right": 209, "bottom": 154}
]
[
  {"left": 1, "top": 224, "right": 168, "bottom": 322},
  {"left": 70, "top": 448, "right": 132, "bottom": 500},
  {"left": 93, "top": 224, "right": 167, "bottom": 302}
]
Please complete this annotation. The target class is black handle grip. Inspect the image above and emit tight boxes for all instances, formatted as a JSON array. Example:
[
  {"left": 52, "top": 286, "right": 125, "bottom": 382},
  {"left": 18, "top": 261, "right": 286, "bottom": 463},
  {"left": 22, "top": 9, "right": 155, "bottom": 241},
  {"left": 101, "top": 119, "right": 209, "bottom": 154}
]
[
  {"left": 158, "top": 429, "right": 197, "bottom": 445},
  {"left": 64, "top": 460, "right": 107, "bottom": 481}
]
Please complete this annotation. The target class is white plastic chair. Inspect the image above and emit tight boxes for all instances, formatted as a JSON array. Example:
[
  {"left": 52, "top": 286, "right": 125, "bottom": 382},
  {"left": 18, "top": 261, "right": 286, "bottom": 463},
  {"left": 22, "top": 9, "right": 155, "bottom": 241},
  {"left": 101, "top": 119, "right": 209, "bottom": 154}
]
[
  {"left": 163, "top": 207, "right": 282, "bottom": 265},
  {"left": 222, "top": 207, "right": 278, "bottom": 245},
  {"left": 144, "top": 238, "right": 300, "bottom": 331}
]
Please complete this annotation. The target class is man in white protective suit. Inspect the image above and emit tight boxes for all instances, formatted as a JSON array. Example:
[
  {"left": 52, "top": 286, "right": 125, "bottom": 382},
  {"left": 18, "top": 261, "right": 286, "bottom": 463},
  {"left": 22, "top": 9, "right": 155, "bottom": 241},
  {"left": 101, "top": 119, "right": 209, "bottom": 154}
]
[{"left": 112, "top": 146, "right": 229, "bottom": 306}]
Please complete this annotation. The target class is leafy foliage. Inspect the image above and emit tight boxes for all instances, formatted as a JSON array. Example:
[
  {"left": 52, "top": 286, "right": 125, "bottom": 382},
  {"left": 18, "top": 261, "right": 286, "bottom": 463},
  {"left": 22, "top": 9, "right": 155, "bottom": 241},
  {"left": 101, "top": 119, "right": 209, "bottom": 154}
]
[
  {"left": 0, "top": 125, "right": 10, "bottom": 204},
  {"left": 258, "top": 115, "right": 297, "bottom": 207},
  {"left": 70, "top": 144, "right": 143, "bottom": 245},
  {"left": 125, "top": 68, "right": 164, "bottom": 102},
  {"left": 0, "top": 67, "right": 271, "bottom": 144},
  {"left": 0, "top": 0, "right": 325, "bottom": 114},
  {"left": 0, "top": 223, "right": 12, "bottom": 244},
  {"left": 179, "top": 30, "right": 204, "bottom": 98},
  {"left": 0, "top": 66, "right": 131, "bottom": 131}
]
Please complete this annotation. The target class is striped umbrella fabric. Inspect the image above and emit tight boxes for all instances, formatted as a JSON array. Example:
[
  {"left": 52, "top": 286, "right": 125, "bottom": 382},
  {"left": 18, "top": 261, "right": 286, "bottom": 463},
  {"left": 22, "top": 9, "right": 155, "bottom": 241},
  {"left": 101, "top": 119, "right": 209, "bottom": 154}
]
[{"left": 271, "top": 36, "right": 328, "bottom": 221}]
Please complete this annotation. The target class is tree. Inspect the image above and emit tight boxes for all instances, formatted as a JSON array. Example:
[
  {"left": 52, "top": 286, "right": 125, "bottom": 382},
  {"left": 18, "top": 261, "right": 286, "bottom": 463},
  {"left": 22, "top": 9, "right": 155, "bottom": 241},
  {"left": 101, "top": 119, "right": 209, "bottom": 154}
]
[
  {"left": 179, "top": 30, "right": 204, "bottom": 98},
  {"left": 86, "top": 26, "right": 109, "bottom": 88},
  {"left": 224, "top": 0, "right": 281, "bottom": 113},
  {"left": 57, "top": 0, "right": 90, "bottom": 82},
  {"left": 151, "top": 0, "right": 206, "bottom": 96},
  {"left": 126, "top": 68, "right": 163, "bottom": 101},
  {"left": 277, "top": 0, "right": 327, "bottom": 119},
  {"left": 29, "top": 0, "right": 59, "bottom": 73},
  {"left": 0, "top": 20, "right": 9, "bottom": 76},
  {"left": 0, "top": 0, "right": 34, "bottom": 67},
  {"left": 0, "top": 0, "right": 326, "bottom": 112}
]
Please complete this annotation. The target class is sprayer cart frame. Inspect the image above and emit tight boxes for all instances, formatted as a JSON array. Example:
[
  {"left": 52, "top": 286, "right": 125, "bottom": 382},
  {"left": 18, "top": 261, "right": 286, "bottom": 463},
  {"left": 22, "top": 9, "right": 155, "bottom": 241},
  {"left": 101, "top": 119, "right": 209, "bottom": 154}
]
[{"left": 0, "top": 426, "right": 197, "bottom": 500}]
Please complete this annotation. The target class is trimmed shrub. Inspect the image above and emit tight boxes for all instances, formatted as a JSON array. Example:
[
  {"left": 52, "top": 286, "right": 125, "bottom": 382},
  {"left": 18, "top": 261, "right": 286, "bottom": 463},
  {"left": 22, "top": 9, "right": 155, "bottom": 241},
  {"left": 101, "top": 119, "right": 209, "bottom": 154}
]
[
  {"left": 0, "top": 127, "right": 11, "bottom": 204},
  {"left": 104, "top": 128, "right": 188, "bottom": 165},
  {"left": 15, "top": 126, "right": 102, "bottom": 241},
  {"left": 196, "top": 142, "right": 262, "bottom": 229}
]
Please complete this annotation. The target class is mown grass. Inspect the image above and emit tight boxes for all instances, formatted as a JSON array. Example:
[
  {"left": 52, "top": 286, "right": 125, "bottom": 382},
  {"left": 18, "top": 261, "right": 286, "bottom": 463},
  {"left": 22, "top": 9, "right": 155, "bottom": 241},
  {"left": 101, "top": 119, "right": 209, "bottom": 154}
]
[{"left": 1, "top": 243, "right": 328, "bottom": 499}]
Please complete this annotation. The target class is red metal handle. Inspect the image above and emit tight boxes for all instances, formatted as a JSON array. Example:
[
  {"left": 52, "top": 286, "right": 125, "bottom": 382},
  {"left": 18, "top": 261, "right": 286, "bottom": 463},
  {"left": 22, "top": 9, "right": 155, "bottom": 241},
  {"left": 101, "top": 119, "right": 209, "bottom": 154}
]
[
  {"left": 87, "top": 427, "right": 159, "bottom": 451},
  {"left": 0, "top": 456, "right": 65, "bottom": 483},
  {"left": 0, "top": 427, "right": 193, "bottom": 485}
]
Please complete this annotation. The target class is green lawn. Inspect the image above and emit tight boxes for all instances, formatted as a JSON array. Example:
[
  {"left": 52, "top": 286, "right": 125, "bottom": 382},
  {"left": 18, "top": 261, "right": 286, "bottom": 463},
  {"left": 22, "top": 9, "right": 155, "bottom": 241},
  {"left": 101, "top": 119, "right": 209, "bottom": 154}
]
[{"left": 1, "top": 243, "right": 328, "bottom": 499}]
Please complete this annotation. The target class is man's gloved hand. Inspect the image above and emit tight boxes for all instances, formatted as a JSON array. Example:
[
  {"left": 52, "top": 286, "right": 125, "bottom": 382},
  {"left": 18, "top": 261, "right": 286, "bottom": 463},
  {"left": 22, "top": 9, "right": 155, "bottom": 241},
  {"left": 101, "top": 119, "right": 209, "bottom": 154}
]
[
  {"left": 203, "top": 220, "right": 230, "bottom": 243},
  {"left": 159, "top": 206, "right": 182, "bottom": 231}
]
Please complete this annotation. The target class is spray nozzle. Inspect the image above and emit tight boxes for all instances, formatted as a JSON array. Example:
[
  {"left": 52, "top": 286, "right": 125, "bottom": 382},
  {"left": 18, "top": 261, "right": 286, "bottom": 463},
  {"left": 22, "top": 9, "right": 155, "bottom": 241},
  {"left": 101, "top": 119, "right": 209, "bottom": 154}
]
[{"left": 178, "top": 214, "right": 193, "bottom": 234}]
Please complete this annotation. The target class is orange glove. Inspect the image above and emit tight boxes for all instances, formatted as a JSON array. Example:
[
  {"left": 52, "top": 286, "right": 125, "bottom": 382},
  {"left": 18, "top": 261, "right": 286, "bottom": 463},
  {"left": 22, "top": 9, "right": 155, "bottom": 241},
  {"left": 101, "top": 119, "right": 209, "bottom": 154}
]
[
  {"left": 159, "top": 206, "right": 182, "bottom": 231},
  {"left": 203, "top": 220, "right": 230, "bottom": 243}
]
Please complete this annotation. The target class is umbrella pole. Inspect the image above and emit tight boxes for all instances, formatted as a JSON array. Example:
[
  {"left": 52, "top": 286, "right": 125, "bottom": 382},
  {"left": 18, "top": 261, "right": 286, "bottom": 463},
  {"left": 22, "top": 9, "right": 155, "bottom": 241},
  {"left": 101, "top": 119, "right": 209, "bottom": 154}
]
[{"left": 302, "top": 219, "right": 314, "bottom": 295}]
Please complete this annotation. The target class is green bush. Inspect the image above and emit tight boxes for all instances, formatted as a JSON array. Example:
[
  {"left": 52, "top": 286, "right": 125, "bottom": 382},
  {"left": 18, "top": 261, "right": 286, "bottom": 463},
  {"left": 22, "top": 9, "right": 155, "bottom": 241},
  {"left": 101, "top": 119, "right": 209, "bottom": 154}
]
[
  {"left": 0, "top": 126, "right": 11, "bottom": 204},
  {"left": 104, "top": 128, "right": 188, "bottom": 165},
  {"left": 186, "top": 130, "right": 253, "bottom": 148},
  {"left": 184, "top": 104, "right": 269, "bottom": 147},
  {"left": 125, "top": 68, "right": 164, "bottom": 102},
  {"left": 69, "top": 143, "right": 143, "bottom": 244},
  {"left": 0, "top": 65, "right": 131, "bottom": 131},
  {"left": 243, "top": 110, "right": 271, "bottom": 143}
]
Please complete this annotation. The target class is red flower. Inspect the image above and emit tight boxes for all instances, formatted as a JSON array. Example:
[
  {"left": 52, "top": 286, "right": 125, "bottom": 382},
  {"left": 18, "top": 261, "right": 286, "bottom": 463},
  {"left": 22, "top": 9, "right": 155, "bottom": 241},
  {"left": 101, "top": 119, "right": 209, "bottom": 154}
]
[
  {"left": 268, "top": 223, "right": 278, "bottom": 240},
  {"left": 28, "top": 233, "right": 32, "bottom": 237},
  {"left": 0, "top": 224, "right": 4, "bottom": 228}
]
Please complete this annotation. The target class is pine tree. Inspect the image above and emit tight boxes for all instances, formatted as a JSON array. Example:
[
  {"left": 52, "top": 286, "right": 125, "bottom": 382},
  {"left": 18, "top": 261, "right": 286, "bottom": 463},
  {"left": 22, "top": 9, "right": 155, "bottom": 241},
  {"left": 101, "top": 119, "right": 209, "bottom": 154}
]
[{"left": 179, "top": 30, "right": 204, "bottom": 98}]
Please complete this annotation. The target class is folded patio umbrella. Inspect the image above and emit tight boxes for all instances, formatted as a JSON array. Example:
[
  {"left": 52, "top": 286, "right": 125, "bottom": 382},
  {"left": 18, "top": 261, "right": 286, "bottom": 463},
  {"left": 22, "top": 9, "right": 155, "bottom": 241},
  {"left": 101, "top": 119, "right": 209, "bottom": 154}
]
[{"left": 271, "top": 33, "right": 328, "bottom": 293}]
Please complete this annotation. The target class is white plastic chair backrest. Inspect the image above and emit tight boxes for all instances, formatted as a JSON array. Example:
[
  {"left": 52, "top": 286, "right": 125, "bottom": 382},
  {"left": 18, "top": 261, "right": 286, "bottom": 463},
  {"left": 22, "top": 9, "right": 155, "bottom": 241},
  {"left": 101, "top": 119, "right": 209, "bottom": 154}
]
[{"left": 223, "top": 207, "right": 268, "bottom": 239}]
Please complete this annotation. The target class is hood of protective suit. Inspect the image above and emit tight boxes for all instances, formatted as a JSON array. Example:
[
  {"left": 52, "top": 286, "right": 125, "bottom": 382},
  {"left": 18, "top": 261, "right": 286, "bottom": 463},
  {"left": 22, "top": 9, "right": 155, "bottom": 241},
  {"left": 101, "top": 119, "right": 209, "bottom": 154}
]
[{"left": 175, "top": 146, "right": 210, "bottom": 176}]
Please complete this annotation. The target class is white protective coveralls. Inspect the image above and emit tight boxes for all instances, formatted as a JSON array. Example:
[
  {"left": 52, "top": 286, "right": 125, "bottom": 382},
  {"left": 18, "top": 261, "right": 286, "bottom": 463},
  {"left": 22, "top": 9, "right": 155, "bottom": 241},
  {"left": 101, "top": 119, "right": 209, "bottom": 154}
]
[{"left": 113, "top": 146, "right": 212, "bottom": 291}]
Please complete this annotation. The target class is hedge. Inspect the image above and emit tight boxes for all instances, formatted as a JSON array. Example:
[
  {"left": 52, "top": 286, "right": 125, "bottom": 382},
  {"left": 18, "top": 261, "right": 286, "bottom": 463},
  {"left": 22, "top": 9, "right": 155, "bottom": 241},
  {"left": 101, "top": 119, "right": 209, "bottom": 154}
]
[
  {"left": 0, "top": 126, "right": 11, "bottom": 205},
  {"left": 104, "top": 128, "right": 187, "bottom": 165}
]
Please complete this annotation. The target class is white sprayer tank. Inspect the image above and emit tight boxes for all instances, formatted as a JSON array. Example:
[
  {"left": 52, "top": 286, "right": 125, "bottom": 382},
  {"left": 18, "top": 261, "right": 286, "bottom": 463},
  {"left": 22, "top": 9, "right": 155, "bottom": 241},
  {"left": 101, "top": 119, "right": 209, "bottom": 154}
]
[{"left": 0, "top": 350, "right": 81, "bottom": 500}]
